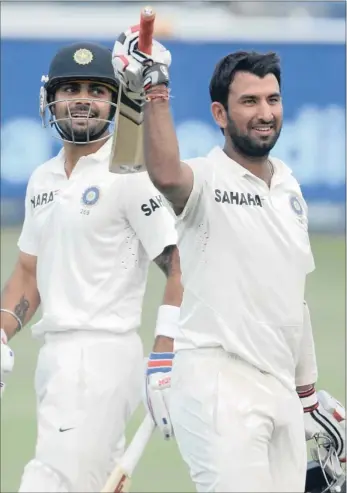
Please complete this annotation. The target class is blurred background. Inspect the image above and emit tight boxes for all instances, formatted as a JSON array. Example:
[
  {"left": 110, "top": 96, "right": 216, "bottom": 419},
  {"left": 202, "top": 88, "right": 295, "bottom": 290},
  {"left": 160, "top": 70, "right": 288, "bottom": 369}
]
[{"left": 1, "top": 1, "right": 346, "bottom": 492}]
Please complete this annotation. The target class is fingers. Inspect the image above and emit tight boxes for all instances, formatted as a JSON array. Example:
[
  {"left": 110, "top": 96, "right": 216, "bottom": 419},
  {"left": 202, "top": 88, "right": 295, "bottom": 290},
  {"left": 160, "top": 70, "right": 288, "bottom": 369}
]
[
  {"left": 147, "top": 387, "right": 173, "bottom": 439},
  {"left": 112, "top": 22, "right": 172, "bottom": 99},
  {"left": 146, "top": 369, "right": 174, "bottom": 440}
]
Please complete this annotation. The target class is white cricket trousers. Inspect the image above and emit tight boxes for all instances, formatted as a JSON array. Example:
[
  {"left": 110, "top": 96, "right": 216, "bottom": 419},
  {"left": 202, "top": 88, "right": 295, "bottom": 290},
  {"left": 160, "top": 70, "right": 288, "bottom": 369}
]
[
  {"left": 169, "top": 348, "right": 307, "bottom": 493},
  {"left": 19, "top": 330, "right": 143, "bottom": 493}
]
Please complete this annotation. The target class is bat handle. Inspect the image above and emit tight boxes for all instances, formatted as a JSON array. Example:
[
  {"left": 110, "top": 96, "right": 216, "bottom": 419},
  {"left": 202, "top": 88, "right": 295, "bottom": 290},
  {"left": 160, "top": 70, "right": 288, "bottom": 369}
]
[{"left": 138, "top": 6, "right": 155, "bottom": 55}]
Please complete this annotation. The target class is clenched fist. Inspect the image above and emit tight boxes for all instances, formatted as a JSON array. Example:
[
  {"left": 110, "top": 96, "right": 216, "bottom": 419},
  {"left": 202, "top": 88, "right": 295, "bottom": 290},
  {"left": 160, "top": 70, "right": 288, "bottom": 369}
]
[{"left": 112, "top": 25, "right": 171, "bottom": 97}]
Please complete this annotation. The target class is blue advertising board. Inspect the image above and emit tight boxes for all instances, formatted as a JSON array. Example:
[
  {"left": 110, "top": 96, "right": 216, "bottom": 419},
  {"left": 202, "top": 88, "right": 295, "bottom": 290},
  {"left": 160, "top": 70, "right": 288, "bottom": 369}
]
[{"left": 1, "top": 39, "right": 345, "bottom": 226}]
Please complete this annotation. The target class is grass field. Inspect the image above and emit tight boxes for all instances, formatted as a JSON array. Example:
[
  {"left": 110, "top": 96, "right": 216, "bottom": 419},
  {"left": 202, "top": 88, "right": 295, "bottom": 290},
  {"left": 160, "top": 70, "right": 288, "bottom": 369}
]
[{"left": 0, "top": 227, "right": 345, "bottom": 493}]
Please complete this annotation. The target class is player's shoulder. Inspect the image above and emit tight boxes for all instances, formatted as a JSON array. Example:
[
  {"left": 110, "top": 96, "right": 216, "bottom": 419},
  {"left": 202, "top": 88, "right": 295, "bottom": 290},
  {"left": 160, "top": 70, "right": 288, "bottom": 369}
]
[
  {"left": 183, "top": 154, "right": 211, "bottom": 172},
  {"left": 124, "top": 170, "right": 159, "bottom": 191},
  {"left": 121, "top": 172, "right": 165, "bottom": 205},
  {"left": 183, "top": 146, "right": 231, "bottom": 175},
  {"left": 272, "top": 156, "right": 303, "bottom": 195},
  {"left": 27, "top": 152, "right": 63, "bottom": 187}
]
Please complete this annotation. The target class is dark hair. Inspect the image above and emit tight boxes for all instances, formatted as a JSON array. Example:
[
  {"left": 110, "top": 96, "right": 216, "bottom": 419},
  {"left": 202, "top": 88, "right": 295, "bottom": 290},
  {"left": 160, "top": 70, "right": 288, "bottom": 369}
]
[{"left": 209, "top": 51, "right": 281, "bottom": 109}]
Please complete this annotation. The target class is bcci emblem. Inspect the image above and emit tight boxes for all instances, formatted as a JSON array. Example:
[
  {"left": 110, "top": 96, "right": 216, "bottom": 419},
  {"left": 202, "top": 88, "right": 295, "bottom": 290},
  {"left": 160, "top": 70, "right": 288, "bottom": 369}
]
[
  {"left": 81, "top": 186, "right": 100, "bottom": 207},
  {"left": 73, "top": 48, "right": 93, "bottom": 65},
  {"left": 289, "top": 195, "right": 303, "bottom": 216}
]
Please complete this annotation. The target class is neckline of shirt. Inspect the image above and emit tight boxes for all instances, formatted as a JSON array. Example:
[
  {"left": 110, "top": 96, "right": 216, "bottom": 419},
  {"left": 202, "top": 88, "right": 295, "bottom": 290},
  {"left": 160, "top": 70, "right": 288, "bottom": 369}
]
[
  {"left": 51, "top": 136, "right": 113, "bottom": 175},
  {"left": 207, "top": 146, "right": 293, "bottom": 185}
]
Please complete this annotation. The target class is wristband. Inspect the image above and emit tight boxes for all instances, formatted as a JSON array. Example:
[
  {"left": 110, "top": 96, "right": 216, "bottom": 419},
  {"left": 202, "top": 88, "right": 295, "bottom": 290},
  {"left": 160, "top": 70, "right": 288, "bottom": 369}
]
[
  {"left": 298, "top": 385, "right": 319, "bottom": 413},
  {"left": 154, "top": 305, "right": 180, "bottom": 339},
  {"left": 0, "top": 308, "right": 22, "bottom": 332}
]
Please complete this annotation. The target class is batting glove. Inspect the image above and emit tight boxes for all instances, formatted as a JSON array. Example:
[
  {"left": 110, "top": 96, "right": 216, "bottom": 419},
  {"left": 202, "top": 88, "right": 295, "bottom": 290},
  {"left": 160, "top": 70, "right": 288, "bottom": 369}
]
[
  {"left": 146, "top": 352, "right": 174, "bottom": 440},
  {"left": 112, "top": 25, "right": 171, "bottom": 96},
  {"left": 299, "top": 387, "right": 346, "bottom": 462},
  {"left": 1, "top": 329, "right": 15, "bottom": 398}
]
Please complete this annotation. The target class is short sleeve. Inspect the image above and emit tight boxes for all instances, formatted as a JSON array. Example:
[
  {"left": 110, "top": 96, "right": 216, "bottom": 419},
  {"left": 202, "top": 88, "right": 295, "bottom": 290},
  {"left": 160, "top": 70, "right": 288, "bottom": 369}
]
[
  {"left": 176, "top": 158, "right": 207, "bottom": 222},
  {"left": 124, "top": 173, "right": 178, "bottom": 260},
  {"left": 17, "top": 176, "right": 38, "bottom": 256}
]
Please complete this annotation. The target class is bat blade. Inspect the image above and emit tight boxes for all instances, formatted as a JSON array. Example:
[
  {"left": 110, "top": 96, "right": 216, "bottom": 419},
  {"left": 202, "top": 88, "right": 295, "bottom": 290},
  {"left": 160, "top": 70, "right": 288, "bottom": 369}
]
[
  {"left": 109, "top": 6, "right": 156, "bottom": 175},
  {"left": 101, "top": 415, "right": 155, "bottom": 493},
  {"left": 101, "top": 466, "right": 132, "bottom": 493},
  {"left": 109, "top": 87, "right": 146, "bottom": 174}
]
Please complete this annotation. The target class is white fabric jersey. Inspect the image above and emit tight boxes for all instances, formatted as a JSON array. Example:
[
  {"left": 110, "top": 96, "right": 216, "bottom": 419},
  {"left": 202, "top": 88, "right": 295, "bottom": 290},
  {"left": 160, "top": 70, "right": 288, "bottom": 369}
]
[
  {"left": 18, "top": 138, "right": 177, "bottom": 337},
  {"left": 175, "top": 146, "right": 315, "bottom": 390}
]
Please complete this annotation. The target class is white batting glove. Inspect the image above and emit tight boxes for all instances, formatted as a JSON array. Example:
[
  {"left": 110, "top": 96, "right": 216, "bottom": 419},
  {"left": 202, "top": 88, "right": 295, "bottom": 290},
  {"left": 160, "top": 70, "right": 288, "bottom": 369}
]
[
  {"left": 112, "top": 25, "right": 171, "bottom": 96},
  {"left": 299, "top": 387, "right": 346, "bottom": 462},
  {"left": 146, "top": 352, "right": 174, "bottom": 440},
  {"left": 1, "top": 329, "right": 15, "bottom": 398}
]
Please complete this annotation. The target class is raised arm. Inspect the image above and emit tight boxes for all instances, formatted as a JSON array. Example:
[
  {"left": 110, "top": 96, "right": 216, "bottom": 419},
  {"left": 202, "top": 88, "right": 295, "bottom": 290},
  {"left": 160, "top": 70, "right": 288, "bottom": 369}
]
[
  {"left": 1, "top": 251, "right": 40, "bottom": 340},
  {"left": 112, "top": 27, "right": 194, "bottom": 215},
  {"left": 143, "top": 87, "right": 194, "bottom": 215}
]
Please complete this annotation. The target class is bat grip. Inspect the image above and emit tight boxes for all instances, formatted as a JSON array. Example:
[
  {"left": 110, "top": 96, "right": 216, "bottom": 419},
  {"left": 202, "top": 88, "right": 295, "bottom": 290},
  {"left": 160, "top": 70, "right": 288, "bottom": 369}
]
[{"left": 138, "top": 11, "right": 155, "bottom": 55}]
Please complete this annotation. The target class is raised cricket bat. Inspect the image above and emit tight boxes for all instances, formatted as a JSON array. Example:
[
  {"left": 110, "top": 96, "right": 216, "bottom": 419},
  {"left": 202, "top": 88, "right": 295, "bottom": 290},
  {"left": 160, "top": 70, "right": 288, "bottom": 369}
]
[
  {"left": 101, "top": 414, "right": 156, "bottom": 492},
  {"left": 109, "top": 6, "right": 155, "bottom": 174}
]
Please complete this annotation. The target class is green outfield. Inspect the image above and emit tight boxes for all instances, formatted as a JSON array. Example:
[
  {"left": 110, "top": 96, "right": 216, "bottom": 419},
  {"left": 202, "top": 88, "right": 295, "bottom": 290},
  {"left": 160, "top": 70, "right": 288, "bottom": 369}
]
[{"left": 0, "top": 227, "right": 345, "bottom": 493}]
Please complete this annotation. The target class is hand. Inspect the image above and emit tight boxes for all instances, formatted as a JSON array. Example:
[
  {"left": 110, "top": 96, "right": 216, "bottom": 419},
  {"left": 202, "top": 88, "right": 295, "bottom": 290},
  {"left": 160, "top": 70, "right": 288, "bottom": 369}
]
[
  {"left": 1, "top": 329, "right": 14, "bottom": 398},
  {"left": 145, "top": 352, "right": 174, "bottom": 440},
  {"left": 300, "top": 388, "right": 345, "bottom": 462},
  {"left": 112, "top": 25, "right": 171, "bottom": 96}
]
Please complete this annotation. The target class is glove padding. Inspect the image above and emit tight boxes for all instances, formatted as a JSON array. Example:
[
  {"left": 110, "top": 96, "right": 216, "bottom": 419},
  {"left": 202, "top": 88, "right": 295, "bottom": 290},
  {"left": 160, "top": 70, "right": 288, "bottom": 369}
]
[
  {"left": 145, "top": 352, "right": 174, "bottom": 440},
  {"left": 301, "top": 389, "right": 345, "bottom": 462},
  {"left": 112, "top": 25, "right": 171, "bottom": 96},
  {"left": 1, "top": 329, "right": 14, "bottom": 398}
]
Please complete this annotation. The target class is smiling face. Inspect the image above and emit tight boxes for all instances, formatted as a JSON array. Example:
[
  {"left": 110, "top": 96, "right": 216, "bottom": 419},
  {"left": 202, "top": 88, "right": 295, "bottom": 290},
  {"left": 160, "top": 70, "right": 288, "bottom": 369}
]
[
  {"left": 52, "top": 81, "right": 114, "bottom": 143},
  {"left": 212, "top": 71, "right": 283, "bottom": 158}
]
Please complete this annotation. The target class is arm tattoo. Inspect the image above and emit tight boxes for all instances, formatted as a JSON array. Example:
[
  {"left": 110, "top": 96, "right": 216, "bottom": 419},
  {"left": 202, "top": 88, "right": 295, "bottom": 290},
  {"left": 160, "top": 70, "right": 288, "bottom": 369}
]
[
  {"left": 154, "top": 245, "right": 176, "bottom": 277},
  {"left": 14, "top": 295, "right": 30, "bottom": 331}
]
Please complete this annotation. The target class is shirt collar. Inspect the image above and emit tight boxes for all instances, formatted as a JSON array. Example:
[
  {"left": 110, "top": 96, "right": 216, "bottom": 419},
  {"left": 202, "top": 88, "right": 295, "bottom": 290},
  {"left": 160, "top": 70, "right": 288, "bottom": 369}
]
[
  {"left": 207, "top": 146, "right": 293, "bottom": 183},
  {"left": 51, "top": 136, "right": 113, "bottom": 175}
]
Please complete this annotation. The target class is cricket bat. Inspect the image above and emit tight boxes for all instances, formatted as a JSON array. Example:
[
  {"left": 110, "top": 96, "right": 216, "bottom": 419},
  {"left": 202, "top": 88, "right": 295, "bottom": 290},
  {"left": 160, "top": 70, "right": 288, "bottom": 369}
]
[
  {"left": 101, "top": 414, "right": 156, "bottom": 492},
  {"left": 109, "top": 6, "right": 155, "bottom": 174}
]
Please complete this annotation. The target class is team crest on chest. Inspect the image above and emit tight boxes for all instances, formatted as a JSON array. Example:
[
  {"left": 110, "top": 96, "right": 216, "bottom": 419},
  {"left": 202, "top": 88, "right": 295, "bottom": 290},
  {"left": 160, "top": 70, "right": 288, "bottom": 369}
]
[
  {"left": 289, "top": 195, "right": 303, "bottom": 216},
  {"left": 81, "top": 186, "right": 100, "bottom": 207}
]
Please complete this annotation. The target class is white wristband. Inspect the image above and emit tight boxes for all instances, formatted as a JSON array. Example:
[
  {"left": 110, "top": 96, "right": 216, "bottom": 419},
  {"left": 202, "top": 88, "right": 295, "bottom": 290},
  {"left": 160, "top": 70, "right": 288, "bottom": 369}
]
[
  {"left": 0, "top": 308, "right": 23, "bottom": 332},
  {"left": 155, "top": 305, "right": 180, "bottom": 339},
  {"left": 298, "top": 386, "right": 318, "bottom": 412}
]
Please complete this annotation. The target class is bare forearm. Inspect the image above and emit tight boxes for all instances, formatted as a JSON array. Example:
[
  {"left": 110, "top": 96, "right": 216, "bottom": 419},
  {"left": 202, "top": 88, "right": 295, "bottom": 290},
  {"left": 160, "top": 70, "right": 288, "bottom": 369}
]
[
  {"left": 155, "top": 245, "right": 182, "bottom": 307},
  {"left": 1, "top": 261, "right": 40, "bottom": 340},
  {"left": 143, "top": 88, "right": 181, "bottom": 190},
  {"left": 161, "top": 246, "right": 183, "bottom": 307},
  {"left": 153, "top": 245, "right": 182, "bottom": 352}
]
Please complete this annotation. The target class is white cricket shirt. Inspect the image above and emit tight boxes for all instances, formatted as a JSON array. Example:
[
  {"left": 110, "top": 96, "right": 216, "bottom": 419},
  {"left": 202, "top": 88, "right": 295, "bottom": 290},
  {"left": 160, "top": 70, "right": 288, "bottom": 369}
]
[
  {"left": 175, "top": 146, "right": 315, "bottom": 390},
  {"left": 18, "top": 138, "right": 177, "bottom": 337}
]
